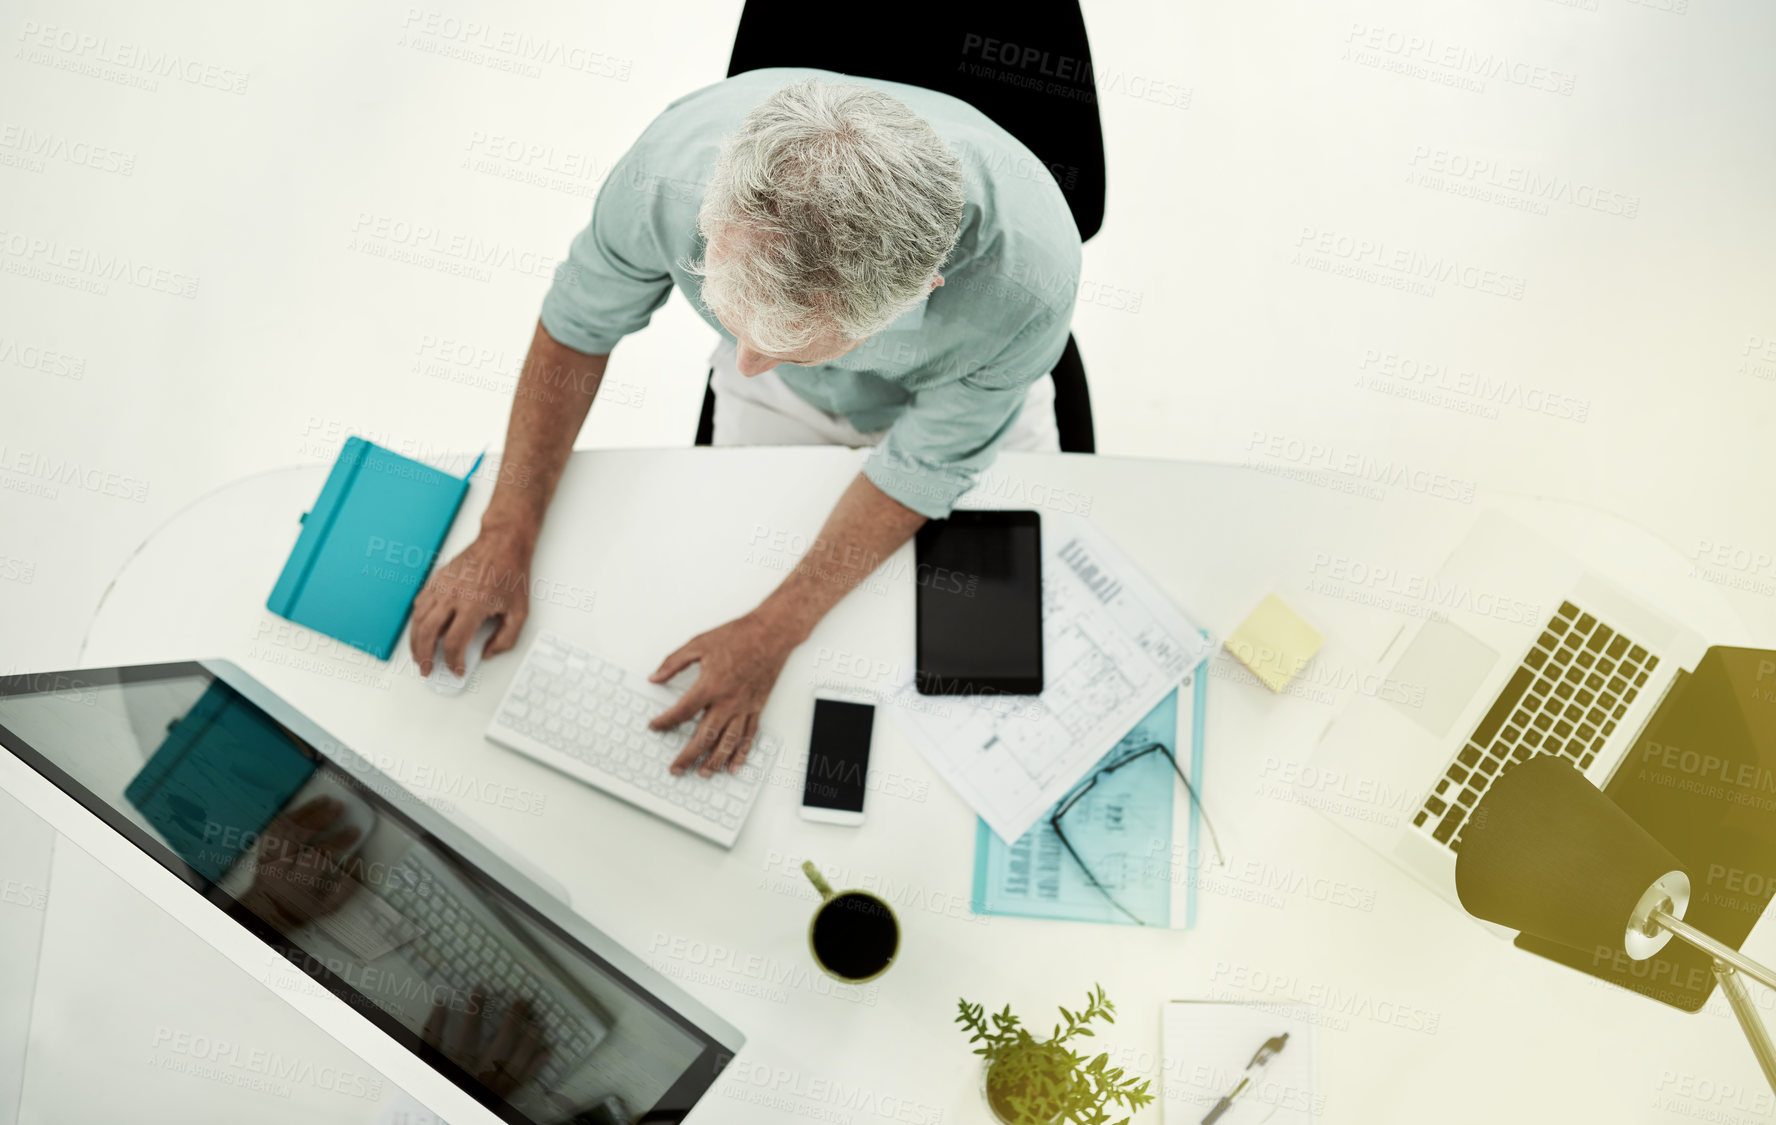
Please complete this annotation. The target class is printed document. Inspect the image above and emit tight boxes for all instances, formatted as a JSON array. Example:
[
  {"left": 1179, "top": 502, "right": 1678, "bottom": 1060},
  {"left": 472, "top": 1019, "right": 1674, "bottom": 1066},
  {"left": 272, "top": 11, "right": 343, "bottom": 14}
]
[{"left": 889, "top": 513, "right": 1209, "bottom": 842}]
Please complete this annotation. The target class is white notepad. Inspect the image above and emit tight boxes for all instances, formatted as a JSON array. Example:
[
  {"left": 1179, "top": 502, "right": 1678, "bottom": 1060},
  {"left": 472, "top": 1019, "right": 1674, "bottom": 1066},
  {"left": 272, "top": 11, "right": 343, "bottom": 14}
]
[{"left": 1161, "top": 1001, "right": 1317, "bottom": 1125}]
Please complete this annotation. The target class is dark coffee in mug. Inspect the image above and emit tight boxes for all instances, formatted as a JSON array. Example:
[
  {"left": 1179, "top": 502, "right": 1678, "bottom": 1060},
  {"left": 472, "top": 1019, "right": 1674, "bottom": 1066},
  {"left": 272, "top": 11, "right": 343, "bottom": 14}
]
[{"left": 810, "top": 892, "right": 899, "bottom": 981}]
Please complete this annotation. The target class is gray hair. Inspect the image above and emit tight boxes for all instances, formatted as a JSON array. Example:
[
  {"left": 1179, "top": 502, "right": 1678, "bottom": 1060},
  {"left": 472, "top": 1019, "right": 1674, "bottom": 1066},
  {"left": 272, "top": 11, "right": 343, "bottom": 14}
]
[{"left": 683, "top": 77, "right": 966, "bottom": 355}]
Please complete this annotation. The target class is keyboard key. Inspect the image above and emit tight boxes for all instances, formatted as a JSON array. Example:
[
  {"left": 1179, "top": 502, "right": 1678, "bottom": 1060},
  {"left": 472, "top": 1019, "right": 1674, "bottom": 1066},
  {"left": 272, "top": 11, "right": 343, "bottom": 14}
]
[
  {"left": 1426, "top": 796, "right": 1447, "bottom": 815},
  {"left": 1448, "top": 765, "right": 1469, "bottom": 784},
  {"left": 1607, "top": 676, "right": 1626, "bottom": 695},
  {"left": 1577, "top": 613, "right": 1596, "bottom": 632},
  {"left": 1585, "top": 628, "right": 1610, "bottom": 652},
  {"left": 1457, "top": 789, "right": 1478, "bottom": 807},
  {"left": 1557, "top": 602, "right": 1579, "bottom": 621},
  {"left": 1526, "top": 648, "right": 1548, "bottom": 670},
  {"left": 1645, "top": 654, "right": 1659, "bottom": 671},
  {"left": 1635, "top": 669, "right": 1649, "bottom": 686},
  {"left": 1458, "top": 746, "right": 1481, "bottom": 766},
  {"left": 1576, "top": 651, "right": 1595, "bottom": 669},
  {"left": 1471, "top": 667, "right": 1535, "bottom": 748},
  {"left": 1433, "top": 813, "right": 1461, "bottom": 843}
]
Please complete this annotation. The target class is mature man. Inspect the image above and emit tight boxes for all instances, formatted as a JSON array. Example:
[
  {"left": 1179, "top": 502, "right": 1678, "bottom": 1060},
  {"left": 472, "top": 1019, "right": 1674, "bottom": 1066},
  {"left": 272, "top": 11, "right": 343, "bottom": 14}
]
[{"left": 411, "top": 67, "right": 1081, "bottom": 778}]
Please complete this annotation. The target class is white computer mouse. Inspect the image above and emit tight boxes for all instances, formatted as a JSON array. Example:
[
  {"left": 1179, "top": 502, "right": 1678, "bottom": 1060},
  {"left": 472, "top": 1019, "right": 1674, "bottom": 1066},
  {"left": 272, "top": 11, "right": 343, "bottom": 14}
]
[{"left": 429, "top": 619, "right": 499, "bottom": 696}]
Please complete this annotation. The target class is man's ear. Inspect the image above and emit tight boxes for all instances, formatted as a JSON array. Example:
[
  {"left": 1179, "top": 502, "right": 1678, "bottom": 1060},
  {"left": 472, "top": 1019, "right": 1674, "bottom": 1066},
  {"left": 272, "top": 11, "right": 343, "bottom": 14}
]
[{"left": 930, "top": 274, "right": 945, "bottom": 291}]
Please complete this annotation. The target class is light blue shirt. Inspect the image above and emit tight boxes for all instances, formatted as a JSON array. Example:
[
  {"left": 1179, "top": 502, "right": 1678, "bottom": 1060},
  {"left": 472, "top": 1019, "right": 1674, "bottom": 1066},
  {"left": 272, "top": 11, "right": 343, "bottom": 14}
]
[{"left": 540, "top": 67, "right": 1083, "bottom": 518}]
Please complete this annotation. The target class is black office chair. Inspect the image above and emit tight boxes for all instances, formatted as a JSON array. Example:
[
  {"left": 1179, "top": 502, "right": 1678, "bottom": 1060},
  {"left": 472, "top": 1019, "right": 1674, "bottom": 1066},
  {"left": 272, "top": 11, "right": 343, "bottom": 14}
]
[{"left": 692, "top": 0, "right": 1104, "bottom": 453}]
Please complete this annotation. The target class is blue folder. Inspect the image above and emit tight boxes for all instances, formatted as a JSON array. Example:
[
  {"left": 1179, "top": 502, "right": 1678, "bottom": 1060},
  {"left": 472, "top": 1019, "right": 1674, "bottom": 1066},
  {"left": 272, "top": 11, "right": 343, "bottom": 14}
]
[{"left": 267, "top": 437, "right": 481, "bottom": 659}]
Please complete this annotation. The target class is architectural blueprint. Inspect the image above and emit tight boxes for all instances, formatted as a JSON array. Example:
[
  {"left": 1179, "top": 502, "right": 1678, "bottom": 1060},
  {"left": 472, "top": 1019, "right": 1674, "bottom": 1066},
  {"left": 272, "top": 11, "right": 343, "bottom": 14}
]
[{"left": 890, "top": 513, "right": 1209, "bottom": 842}]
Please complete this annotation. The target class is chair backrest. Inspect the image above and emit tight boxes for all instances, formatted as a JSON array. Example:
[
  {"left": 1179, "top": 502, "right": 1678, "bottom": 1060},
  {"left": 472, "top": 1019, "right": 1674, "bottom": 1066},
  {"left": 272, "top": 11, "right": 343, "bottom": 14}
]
[{"left": 727, "top": 1, "right": 1106, "bottom": 242}]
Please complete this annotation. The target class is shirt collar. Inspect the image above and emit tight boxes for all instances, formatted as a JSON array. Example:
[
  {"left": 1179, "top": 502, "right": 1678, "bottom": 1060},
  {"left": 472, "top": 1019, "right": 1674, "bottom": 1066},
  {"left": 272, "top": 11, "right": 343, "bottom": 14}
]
[{"left": 883, "top": 296, "right": 928, "bottom": 333}]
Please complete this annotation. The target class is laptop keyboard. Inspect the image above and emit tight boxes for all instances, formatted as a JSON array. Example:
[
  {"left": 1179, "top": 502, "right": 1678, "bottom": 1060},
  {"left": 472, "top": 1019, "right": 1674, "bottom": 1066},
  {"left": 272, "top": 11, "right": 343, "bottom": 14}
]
[{"left": 1415, "top": 600, "right": 1658, "bottom": 853}]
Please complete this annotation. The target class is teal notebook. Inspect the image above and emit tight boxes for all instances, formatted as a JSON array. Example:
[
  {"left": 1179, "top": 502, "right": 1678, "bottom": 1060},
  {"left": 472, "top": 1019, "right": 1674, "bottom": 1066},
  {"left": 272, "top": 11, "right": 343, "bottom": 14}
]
[{"left": 267, "top": 437, "right": 481, "bottom": 660}]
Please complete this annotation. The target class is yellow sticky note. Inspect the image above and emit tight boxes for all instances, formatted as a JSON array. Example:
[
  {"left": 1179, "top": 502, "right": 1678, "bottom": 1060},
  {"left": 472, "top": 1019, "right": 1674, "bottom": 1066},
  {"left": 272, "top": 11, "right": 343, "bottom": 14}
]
[{"left": 1224, "top": 594, "right": 1324, "bottom": 693}]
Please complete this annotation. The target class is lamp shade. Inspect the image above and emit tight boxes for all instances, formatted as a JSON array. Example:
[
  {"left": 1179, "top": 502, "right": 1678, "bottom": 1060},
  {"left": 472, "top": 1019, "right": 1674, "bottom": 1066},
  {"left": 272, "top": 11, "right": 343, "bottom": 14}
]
[{"left": 1455, "top": 755, "right": 1688, "bottom": 952}]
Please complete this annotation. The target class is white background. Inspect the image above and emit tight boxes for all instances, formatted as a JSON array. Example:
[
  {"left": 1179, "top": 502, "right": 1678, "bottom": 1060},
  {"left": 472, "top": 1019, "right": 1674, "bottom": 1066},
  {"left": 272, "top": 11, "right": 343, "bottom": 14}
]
[{"left": 4, "top": 0, "right": 1775, "bottom": 1121}]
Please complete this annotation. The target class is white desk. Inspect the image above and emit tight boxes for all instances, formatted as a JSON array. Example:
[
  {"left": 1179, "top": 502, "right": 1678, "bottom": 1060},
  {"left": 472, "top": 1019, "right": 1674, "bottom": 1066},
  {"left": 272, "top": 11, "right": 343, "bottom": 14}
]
[{"left": 47, "top": 447, "right": 1776, "bottom": 1124}]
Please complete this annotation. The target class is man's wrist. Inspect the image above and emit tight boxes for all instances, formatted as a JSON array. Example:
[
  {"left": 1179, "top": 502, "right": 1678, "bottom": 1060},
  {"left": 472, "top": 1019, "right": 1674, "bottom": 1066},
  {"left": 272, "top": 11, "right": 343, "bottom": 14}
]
[
  {"left": 751, "top": 592, "right": 819, "bottom": 649},
  {"left": 479, "top": 509, "right": 542, "bottom": 552}
]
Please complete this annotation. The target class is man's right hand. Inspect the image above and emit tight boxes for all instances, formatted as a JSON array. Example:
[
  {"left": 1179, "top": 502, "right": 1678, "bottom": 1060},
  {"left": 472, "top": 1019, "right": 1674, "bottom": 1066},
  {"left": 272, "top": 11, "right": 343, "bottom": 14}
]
[{"left": 411, "top": 528, "right": 536, "bottom": 677}]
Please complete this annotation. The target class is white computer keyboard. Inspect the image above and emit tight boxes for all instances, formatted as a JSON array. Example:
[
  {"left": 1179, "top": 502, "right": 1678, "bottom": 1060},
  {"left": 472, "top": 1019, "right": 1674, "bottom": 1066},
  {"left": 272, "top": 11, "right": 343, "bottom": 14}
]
[{"left": 485, "top": 632, "right": 773, "bottom": 847}]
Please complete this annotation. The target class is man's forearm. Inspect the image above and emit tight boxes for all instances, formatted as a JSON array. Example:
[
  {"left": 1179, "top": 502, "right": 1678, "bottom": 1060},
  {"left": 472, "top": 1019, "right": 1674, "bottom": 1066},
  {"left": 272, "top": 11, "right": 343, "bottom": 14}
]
[
  {"left": 483, "top": 318, "right": 609, "bottom": 545},
  {"left": 757, "top": 473, "right": 928, "bottom": 642}
]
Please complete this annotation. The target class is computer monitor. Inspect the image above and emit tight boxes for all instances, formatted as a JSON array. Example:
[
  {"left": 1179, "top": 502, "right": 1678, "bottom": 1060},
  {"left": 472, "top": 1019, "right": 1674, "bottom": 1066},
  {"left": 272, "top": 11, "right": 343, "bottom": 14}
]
[{"left": 0, "top": 660, "right": 744, "bottom": 1125}]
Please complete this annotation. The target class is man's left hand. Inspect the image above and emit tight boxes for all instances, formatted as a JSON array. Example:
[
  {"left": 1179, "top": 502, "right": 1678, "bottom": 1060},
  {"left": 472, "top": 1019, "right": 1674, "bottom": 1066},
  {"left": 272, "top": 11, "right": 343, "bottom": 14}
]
[{"left": 647, "top": 609, "right": 798, "bottom": 777}]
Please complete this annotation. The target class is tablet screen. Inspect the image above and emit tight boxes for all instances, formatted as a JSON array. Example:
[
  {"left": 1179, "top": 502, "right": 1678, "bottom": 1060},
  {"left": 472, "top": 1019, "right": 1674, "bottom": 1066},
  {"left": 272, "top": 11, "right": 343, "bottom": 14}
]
[
  {"left": 0, "top": 664, "right": 730, "bottom": 1125},
  {"left": 915, "top": 510, "right": 1044, "bottom": 694}
]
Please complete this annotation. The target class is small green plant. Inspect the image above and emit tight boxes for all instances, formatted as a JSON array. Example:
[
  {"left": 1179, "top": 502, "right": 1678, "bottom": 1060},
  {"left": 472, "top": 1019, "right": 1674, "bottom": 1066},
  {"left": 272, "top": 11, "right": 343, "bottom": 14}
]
[{"left": 956, "top": 984, "right": 1154, "bottom": 1125}]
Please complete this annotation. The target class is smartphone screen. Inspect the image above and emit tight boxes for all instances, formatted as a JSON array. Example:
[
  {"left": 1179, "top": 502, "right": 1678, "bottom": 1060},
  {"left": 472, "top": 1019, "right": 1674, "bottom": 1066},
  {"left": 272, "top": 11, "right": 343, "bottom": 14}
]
[
  {"left": 915, "top": 510, "right": 1043, "bottom": 695},
  {"left": 803, "top": 698, "right": 875, "bottom": 814}
]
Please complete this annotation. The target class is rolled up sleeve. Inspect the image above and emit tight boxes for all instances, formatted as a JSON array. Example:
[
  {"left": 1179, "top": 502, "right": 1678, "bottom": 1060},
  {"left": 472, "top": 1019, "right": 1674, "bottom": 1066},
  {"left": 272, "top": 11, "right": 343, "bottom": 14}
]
[
  {"left": 539, "top": 146, "right": 677, "bottom": 356},
  {"left": 863, "top": 303, "right": 1070, "bottom": 518}
]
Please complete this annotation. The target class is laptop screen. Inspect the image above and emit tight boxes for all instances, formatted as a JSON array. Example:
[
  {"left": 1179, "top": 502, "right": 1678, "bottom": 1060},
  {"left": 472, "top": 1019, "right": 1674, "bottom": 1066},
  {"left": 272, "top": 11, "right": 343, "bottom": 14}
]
[{"left": 0, "top": 663, "right": 730, "bottom": 1125}]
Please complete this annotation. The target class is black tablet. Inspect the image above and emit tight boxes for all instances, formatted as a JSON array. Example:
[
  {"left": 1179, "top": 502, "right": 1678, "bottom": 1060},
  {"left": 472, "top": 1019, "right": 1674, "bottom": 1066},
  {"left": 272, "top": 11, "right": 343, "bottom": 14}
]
[{"left": 915, "top": 510, "right": 1044, "bottom": 695}]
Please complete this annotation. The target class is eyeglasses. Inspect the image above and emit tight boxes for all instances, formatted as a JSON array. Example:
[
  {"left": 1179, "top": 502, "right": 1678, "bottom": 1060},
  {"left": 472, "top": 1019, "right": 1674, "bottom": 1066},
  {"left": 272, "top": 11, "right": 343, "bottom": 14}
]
[{"left": 1049, "top": 741, "right": 1225, "bottom": 927}]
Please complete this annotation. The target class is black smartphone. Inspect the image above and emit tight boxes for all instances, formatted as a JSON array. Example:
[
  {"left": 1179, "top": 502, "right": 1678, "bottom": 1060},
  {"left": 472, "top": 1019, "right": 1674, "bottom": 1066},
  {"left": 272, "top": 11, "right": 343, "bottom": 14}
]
[
  {"left": 800, "top": 690, "right": 876, "bottom": 825},
  {"left": 915, "top": 509, "right": 1043, "bottom": 695}
]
